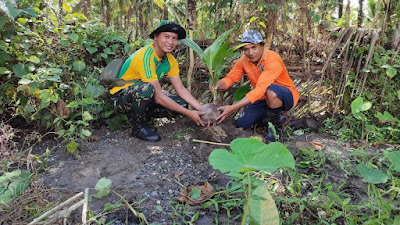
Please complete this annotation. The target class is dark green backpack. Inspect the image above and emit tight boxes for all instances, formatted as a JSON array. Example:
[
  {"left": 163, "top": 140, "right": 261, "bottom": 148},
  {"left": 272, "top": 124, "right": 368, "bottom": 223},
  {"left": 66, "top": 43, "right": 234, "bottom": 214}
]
[{"left": 100, "top": 58, "right": 140, "bottom": 88}]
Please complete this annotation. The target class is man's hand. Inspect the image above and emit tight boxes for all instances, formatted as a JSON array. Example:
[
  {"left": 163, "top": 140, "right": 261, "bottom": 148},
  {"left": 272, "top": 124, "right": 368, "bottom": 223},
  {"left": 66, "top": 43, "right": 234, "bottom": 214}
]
[
  {"left": 216, "top": 105, "right": 236, "bottom": 124},
  {"left": 187, "top": 110, "right": 205, "bottom": 126},
  {"left": 209, "top": 81, "right": 227, "bottom": 92}
]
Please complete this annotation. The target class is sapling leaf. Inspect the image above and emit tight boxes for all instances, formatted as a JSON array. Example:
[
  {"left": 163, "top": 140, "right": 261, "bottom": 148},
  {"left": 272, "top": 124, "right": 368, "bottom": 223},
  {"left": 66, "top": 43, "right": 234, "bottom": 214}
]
[
  {"left": 249, "top": 185, "right": 279, "bottom": 225},
  {"left": 94, "top": 177, "right": 112, "bottom": 198},
  {"left": 191, "top": 189, "right": 201, "bottom": 199},
  {"left": 179, "top": 38, "right": 204, "bottom": 57},
  {"left": 356, "top": 164, "right": 388, "bottom": 184}
]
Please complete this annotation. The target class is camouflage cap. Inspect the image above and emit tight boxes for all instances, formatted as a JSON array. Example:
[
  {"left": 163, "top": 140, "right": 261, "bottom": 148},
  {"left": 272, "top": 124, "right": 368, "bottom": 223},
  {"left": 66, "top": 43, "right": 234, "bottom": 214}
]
[{"left": 241, "top": 30, "right": 265, "bottom": 44}]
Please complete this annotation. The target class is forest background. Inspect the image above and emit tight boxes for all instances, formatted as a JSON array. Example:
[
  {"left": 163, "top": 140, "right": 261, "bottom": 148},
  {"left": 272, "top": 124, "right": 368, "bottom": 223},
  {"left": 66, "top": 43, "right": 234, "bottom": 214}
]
[{"left": 0, "top": 0, "right": 400, "bottom": 224}]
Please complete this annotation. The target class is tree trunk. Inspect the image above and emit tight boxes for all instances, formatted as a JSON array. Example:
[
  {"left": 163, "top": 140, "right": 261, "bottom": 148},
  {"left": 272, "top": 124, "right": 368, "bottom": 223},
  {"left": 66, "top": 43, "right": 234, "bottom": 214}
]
[
  {"left": 265, "top": 0, "right": 279, "bottom": 49},
  {"left": 80, "top": 0, "right": 90, "bottom": 18},
  {"left": 59, "top": 0, "right": 63, "bottom": 17},
  {"left": 186, "top": 0, "right": 196, "bottom": 94},
  {"left": 163, "top": 3, "right": 168, "bottom": 20},
  {"left": 357, "top": 0, "right": 363, "bottom": 27},
  {"left": 338, "top": 0, "right": 343, "bottom": 18},
  {"left": 345, "top": 0, "right": 351, "bottom": 26}
]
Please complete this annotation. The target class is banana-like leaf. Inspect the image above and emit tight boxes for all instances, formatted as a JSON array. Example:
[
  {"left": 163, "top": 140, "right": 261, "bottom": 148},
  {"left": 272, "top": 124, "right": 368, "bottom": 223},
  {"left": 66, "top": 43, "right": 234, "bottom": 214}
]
[
  {"left": 179, "top": 38, "right": 204, "bottom": 57},
  {"left": 212, "top": 40, "right": 231, "bottom": 71}
]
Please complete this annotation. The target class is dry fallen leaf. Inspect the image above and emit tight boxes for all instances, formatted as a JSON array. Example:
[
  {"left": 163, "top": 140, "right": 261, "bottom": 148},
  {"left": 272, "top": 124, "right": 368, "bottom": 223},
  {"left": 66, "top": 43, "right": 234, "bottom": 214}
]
[
  {"left": 51, "top": 98, "right": 71, "bottom": 119},
  {"left": 295, "top": 141, "right": 325, "bottom": 151},
  {"left": 177, "top": 182, "right": 214, "bottom": 205}
]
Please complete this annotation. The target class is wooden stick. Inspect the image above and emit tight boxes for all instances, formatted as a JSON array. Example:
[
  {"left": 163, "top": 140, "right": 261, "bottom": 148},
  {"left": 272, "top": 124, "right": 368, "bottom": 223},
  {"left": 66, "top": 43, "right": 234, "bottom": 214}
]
[
  {"left": 82, "top": 188, "right": 89, "bottom": 225},
  {"left": 29, "top": 192, "right": 83, "bottom": 225},
  {"left": 192, "top": 139, "right": 230, "bottom": 147}
]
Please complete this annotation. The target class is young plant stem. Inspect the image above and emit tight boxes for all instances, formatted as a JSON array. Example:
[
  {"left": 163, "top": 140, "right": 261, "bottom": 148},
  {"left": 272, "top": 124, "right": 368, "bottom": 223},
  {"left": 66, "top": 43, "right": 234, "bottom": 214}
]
[
  {"left": 241, "top": 172, "right": 251, "bottom": 225},
  {"left": 368, "top": 183, "right": 376, "bottom": 218}
]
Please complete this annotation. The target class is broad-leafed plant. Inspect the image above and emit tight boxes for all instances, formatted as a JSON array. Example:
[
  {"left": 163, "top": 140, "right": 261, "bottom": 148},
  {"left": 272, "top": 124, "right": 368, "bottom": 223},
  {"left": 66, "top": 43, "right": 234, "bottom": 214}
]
[
  {"left": 208, "top": 138, "right": 295, "bottom": 224},
  {"left": 180, "top": 29, "right": 245, "bottom": 103}
]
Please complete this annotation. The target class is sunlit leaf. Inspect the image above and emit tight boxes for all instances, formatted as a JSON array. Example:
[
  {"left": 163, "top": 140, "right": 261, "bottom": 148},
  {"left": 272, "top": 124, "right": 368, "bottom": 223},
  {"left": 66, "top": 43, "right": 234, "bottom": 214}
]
[
  {"left": 153, "top": 0, "right": 164, "bottom": 9},
  {"left": 18, "top": 78, "right": 31, "bottom": 85},
  {"left": 17, "top": 18, "right": 26, "bottom": 24},
  {"left": 94, "top": 177, "right": 112, "bottom": 198},
  {"left": 27, "top": 55, "right": 40, "bottom": 63},
  {"left": 81, "top": 129, "right": 91, "bottom": 137},
  {"left": 82, "top": 111, "right": 93, "bottom": 121},
  {"left": 250, "top": 16, "right": 258, "bottom": 23},
  {"left": 62, "top": 2, "right": 72, "bottom": 13},
  {"left": 249, "top": 185, "right": 279, "bottom": 225},
  {"left": 67, "top": 141, "right": 78, "bottom": 153},
  {"left": 386, "top": 66, "right": 397, "bottom": 78},
  {"left": 356, "top": 164, "right": 388, "bottom": 184},
  {"left": 351, "top": 97, "right": 371, "bottom": 120},
  {"left": 0, "top": 67, "right": 10, "bottom": 74},
  {"left": 259, "top": 21, "right": 266, "bottom": 28}
]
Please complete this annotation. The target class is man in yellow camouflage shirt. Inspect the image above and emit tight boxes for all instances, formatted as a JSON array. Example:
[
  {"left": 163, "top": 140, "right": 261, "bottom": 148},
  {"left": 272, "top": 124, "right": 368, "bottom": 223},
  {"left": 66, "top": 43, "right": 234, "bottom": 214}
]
[{"left": 110, "top": 21, "right": 204, "bottom": 142}]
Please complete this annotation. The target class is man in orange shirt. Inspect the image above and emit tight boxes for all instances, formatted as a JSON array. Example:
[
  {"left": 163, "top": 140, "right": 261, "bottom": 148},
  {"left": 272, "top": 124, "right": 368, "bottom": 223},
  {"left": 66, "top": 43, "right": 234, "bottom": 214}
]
[{"left": 212, "top": 30, "right": 299, "bottom": 143}]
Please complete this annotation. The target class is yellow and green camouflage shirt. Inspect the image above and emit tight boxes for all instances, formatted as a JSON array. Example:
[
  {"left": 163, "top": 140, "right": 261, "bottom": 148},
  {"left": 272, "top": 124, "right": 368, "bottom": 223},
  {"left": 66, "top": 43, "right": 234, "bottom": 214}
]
[{"left": 110, "top": 43, "right": 179, "bottom": 95}]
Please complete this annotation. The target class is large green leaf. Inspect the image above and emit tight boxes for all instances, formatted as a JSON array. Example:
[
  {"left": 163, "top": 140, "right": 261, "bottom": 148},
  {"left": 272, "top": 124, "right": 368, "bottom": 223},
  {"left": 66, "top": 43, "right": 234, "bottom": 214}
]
[
  {"left": 249, "top": 185, "right": 279, "bottom": 225},
  {"left": 179, "top": 38, "right": 204, "bottom": 57},
  {"left": 234, "top": 84, "right": 251, "bottom": 102},
  {"left": 209, "top": 138, "right": 295, "bottom": 174},
  {"left": 387, "top": 151, "right": 400, "bottom": 172},
  {"left": 351, "top": 97, "right": 372, "bottom": 120},
  {"left": 0, "top": 170, "right": 32, "bottom": 205},
  {"left": 0, "top": 0, "right": 21, "bottom": 19},
  {"left": 356, "top": 164, "right": 388, "bottom": 184}
]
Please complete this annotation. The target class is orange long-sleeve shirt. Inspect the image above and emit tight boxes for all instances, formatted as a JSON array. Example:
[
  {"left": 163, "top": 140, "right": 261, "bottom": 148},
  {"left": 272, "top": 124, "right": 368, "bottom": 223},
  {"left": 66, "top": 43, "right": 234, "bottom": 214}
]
[{"left": 220, "top": 48, "right": 299, "bottom": 107}]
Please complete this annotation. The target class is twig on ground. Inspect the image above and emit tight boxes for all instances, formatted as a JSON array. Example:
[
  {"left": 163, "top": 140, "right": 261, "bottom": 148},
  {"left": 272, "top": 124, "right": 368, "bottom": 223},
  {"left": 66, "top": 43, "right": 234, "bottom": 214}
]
[{"left": 192, "top": 139, "right": 230, "bottom": 146}]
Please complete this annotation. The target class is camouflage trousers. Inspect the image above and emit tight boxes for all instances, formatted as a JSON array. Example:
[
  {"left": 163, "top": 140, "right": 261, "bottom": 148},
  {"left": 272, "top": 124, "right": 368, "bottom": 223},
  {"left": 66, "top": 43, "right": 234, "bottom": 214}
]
[{"left": 110, "top": 82, "right": 188, "bottom": 122}]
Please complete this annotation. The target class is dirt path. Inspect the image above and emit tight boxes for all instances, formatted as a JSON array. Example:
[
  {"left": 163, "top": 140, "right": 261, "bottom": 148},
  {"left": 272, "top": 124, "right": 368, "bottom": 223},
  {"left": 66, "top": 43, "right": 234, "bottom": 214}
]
[{"left": 36, "top": 117, "right": 367, "bottom": 224}]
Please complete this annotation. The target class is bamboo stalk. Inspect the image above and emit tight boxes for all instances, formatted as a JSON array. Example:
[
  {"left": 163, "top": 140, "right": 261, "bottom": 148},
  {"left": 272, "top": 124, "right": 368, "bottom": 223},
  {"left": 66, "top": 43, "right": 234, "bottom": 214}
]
[
  {"left": 319, "top": 28, "right": 350, "bottom": 84},
  {"left": 29, "top": 192, "right": 83, "bottom": 225}
]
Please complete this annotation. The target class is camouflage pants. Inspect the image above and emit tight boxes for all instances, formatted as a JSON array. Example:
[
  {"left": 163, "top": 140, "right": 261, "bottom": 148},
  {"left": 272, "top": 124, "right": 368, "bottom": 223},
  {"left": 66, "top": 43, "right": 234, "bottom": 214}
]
[{"left": 110, "top": 82, "right": 188, "bottom": 122}]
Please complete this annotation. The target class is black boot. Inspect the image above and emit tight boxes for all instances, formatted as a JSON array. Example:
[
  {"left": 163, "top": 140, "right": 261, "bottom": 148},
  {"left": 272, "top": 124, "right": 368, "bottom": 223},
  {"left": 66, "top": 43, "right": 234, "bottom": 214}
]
[
  {"left": 131, "top": 121, "right": 161, "bottom": 142},
  {"left": 129, "top": 116, "right": 157, "bottom": 132},
  {"left": 265, "top": 113, "right": 286, "bottom": 143}
]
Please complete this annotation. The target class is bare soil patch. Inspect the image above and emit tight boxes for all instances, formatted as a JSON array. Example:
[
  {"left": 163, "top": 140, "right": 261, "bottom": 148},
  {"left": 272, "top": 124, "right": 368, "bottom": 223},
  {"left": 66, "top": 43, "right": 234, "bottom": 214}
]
[{"left": 28, "top": 116, "right": 379, "bottom": 224}]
